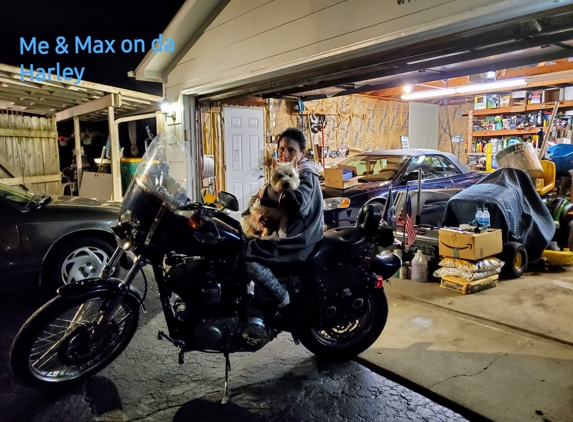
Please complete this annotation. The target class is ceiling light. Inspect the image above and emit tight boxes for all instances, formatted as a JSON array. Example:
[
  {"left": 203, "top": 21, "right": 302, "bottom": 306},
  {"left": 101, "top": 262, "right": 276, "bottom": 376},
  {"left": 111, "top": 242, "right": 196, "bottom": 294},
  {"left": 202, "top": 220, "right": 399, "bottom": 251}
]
[
  {"left": 401, "top": 88, "right": 456, "bottom": 100},
  {"left": 403, "top": 85, "right": 412, "bottom": 93},
  {"left": 401, "top": 78, "right": 527, "bottom": 100}
]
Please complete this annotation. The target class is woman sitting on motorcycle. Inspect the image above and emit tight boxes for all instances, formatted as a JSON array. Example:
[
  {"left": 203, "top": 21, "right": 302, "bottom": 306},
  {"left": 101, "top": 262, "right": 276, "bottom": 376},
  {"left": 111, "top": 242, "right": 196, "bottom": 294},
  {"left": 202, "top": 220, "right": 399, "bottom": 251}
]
[{"left": 243, "top": 128, "right": 324, "bottom": 319}]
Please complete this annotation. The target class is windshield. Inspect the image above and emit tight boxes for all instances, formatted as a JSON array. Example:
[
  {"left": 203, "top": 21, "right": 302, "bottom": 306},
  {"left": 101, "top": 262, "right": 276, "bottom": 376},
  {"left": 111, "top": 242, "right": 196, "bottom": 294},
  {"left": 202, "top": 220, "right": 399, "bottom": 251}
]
[
  {"left": 337, "top": 155, "right": 409, "bottom": 181},
  {"left": 0, "top": 182, "right": 38, "bottom": 204},
  {"left": 129, "top": 132, "right": 188, "bottom": 208}
]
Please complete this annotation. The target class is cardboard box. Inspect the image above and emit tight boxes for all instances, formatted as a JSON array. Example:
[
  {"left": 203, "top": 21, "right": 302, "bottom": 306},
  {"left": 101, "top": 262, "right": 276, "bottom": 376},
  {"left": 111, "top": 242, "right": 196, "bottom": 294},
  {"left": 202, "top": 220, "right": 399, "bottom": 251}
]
[
  {"left": 486, "top": 94, "right": 499, "bottom": 109},
  {"left": 439, "top": 228, "right": 503, "bottom": 260},
  {"left": 528, "top": 90, "right": 544, "bottom": 104},
  {"left": 474, "top": 95, "right": 487, "bottom": 110},
  {"left": 440, "top": 274, "right": 499, "bottom": 294},
  {"left": 500, "top": 95, "right": 511, "bottom": 107},
  {"left": 324, "top": 168, "right": 360, "bottom": 189},
  {"left": 544, "top": 88, "right": 564, "bottom": 102}
]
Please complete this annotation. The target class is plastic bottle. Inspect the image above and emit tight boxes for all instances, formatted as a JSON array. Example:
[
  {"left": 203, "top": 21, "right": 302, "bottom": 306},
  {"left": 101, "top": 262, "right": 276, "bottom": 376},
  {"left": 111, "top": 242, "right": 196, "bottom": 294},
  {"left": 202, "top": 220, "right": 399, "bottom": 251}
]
[
  {"left": 411, "top": 250, "right": 428, "bottom": 282},
  {"left": 482, "top": 207, "right": 490, "bottom": 229},
  {"left": 475, "top": 208, "right": 483, "bottom": 227}
]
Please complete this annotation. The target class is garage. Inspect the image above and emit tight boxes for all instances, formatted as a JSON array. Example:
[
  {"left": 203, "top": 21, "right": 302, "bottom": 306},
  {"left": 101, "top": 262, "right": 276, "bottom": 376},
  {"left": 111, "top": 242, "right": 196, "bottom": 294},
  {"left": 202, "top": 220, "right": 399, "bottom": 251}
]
[{"left": 132, "top": 1, "right": 573, "bottom": 420}]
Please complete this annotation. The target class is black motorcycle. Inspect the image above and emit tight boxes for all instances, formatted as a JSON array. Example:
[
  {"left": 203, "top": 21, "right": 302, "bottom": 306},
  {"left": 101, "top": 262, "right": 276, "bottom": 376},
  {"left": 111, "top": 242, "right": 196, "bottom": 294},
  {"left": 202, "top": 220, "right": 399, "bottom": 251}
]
[{"left": 10, "top": 133, "right": 401, "bottom": 403}]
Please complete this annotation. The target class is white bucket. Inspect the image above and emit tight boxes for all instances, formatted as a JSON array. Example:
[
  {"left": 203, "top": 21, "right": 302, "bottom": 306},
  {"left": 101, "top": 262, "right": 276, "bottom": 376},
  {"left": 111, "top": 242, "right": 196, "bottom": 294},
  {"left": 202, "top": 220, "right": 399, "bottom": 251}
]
[{"left": 495, "top": 142, "right": 543, "bottom": 178}]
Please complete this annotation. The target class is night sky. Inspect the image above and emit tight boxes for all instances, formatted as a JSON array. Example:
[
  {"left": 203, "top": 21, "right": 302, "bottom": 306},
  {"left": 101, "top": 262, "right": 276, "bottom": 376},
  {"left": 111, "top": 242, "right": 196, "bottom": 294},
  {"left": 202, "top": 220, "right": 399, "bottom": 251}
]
[{"left": 0, "top": 0, "right": 187, "bottom": 95}]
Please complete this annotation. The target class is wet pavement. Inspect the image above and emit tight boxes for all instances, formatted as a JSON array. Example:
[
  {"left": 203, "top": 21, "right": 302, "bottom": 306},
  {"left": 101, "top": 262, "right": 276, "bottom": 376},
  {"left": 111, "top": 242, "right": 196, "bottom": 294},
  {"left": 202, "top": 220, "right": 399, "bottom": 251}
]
[{"left": 0, "top": 270, "right": 470, "bottom": 421}]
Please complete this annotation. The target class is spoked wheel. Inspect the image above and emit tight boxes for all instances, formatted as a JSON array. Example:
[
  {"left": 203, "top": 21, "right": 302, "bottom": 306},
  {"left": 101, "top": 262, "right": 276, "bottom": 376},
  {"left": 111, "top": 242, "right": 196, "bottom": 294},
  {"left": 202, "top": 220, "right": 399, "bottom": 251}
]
[
  {"left": 10, "top": 292, "right": 139, "bottom": 388},
  {"left": 298, "top": 291, "right": 389, "bottom": 360}
]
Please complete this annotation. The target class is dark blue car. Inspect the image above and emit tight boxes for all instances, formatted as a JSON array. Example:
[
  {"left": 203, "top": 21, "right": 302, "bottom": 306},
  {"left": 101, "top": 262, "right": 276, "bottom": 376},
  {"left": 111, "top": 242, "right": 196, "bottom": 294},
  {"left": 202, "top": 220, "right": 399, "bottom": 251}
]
[{"left": 322, "top": 149, "right": 485, "bottom": 229}]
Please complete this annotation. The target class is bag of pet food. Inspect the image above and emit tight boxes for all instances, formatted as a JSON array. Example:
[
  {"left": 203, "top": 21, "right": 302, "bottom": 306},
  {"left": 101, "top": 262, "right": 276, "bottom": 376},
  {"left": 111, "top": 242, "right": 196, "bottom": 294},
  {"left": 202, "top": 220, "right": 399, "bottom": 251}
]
[
  {"left": 438, "top": 257, "right": 504, "bottom": 272},
  {"left": 433, "top": 267, "right": 501, "bottom": 281}
]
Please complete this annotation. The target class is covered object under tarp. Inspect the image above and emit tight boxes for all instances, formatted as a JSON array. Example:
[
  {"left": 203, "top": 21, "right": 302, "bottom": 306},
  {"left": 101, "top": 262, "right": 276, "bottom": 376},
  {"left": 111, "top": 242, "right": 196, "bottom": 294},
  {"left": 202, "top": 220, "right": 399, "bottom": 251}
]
[{"left": 440, "top": 168, "right": 555, "bottom": 260}]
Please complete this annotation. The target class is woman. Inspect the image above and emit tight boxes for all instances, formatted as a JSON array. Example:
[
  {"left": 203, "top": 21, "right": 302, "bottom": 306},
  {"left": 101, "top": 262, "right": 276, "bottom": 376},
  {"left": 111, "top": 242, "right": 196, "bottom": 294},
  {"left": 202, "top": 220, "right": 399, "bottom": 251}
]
[{"left": 244, "top": 128, "right": 323, "bottom": 318}]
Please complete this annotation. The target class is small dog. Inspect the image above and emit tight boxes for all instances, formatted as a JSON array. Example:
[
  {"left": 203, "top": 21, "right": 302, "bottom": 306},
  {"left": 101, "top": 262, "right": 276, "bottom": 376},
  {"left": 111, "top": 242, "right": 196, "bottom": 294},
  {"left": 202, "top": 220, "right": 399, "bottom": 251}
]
[{"left": 241, "top": 158, "right": 301, "bottom": 238}]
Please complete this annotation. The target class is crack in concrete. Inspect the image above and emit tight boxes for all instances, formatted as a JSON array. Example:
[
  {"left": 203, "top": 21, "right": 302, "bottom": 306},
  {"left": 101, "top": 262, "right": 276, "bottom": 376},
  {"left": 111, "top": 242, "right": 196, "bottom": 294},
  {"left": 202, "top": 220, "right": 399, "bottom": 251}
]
[{"left": 427, "top": 342, "right": 530, "bottom": 389}]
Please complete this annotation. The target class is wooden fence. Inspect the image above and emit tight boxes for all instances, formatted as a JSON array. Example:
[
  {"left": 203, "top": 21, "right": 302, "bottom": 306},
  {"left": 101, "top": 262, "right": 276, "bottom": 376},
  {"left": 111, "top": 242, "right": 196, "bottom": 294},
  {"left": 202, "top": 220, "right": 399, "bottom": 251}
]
[{"left": 0, "top": 112, "right": 61, "bottom": 196}]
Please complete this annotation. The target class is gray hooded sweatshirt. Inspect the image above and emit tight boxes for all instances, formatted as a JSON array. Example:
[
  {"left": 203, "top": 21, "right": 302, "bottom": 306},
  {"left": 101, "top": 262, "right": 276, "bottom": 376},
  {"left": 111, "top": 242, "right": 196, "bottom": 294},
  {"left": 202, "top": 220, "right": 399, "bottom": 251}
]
[{"left": 245, "top": 157, "right": 324, "bottom": 263}]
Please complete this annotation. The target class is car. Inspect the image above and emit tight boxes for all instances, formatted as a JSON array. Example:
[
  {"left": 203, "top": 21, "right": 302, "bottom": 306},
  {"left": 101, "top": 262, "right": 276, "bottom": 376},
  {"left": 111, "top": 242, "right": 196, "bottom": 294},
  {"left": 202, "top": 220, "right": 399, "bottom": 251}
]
[
  {"left": 0, "top": 182, "right": 123, "bottom": 291},
  {"left": 322, "top": 149, "right": 485, "bottom": 229}
]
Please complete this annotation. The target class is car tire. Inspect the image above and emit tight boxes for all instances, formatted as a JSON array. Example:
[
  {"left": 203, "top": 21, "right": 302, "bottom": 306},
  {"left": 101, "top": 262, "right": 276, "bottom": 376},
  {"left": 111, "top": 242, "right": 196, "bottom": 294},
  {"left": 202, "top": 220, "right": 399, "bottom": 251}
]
[
  {"left": 500, "top": 241, "right": 528, "bottom": 279},
  {"left": 47, "top": 236, "right": 117, "bottom": 289}
]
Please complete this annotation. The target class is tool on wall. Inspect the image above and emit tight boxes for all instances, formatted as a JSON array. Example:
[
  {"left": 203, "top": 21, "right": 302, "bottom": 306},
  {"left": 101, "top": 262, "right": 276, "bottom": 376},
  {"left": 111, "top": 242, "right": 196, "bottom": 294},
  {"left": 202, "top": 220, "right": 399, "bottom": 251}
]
[{"left": 309, "top": 113, "right": 327, "bottom": 167}]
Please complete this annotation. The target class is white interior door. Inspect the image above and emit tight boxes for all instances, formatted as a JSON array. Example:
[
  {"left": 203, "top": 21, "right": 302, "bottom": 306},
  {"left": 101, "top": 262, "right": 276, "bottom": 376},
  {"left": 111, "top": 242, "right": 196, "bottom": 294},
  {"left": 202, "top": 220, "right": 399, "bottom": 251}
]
[{"left": 224, "top": 107, "right": 264, "bottom": 217}]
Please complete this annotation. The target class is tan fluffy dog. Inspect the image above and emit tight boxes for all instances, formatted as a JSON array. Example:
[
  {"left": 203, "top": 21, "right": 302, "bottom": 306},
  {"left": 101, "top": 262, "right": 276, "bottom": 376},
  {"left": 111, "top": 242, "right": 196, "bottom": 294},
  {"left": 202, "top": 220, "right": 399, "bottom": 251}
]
[{"left": 241, "top": 158, "right": 300, "bottom": 238}]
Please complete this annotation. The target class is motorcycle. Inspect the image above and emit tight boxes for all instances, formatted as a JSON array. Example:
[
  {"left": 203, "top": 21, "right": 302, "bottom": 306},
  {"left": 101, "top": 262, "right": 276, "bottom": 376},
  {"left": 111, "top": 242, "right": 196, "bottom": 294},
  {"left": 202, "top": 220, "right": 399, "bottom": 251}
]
[{"left": 10, "top": 133, "right": 401, "bottom": 403}]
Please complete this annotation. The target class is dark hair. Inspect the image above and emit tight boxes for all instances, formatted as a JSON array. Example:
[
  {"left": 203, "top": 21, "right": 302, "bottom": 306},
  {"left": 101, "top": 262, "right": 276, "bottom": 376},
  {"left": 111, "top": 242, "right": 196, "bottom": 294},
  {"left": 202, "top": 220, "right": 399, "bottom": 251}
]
[{"left": 278, "top": 128, "right": 307, "bottom": 151}]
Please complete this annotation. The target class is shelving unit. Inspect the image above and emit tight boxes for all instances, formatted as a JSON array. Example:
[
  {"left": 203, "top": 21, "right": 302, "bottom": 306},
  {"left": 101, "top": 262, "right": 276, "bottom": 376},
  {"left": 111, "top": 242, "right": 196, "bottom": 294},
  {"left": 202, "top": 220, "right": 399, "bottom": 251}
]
[{"left": 466, "top": 99, "right": 573, "bottom": 170}]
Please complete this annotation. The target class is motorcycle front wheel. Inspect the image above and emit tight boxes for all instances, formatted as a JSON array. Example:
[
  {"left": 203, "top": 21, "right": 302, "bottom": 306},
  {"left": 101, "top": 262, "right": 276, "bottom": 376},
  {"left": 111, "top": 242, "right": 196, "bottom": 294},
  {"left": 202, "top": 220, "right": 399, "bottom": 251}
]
[
  {"left": 10, "top": 291, "right": 140, "bottom": 389},
  {"left": 298, "top": 291, "right": 388, "bottom": 360}
]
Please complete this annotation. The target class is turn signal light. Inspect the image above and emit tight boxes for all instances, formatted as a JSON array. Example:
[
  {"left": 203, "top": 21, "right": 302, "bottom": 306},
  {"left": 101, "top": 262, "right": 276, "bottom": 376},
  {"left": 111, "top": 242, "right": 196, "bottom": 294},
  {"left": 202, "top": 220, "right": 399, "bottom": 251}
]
[
  {"left": 188, "top": 212, "right": 204, "bottom": 229},
  {"left": 375, "top": 275, "right": 384, "bottom": 289}
]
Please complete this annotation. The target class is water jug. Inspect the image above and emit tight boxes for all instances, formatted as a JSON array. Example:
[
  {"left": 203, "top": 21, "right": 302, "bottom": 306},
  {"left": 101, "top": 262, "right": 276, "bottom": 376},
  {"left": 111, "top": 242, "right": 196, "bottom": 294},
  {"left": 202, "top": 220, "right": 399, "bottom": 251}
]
[{"left": 411, "top": 250, "right": 428, "bottom": 282}]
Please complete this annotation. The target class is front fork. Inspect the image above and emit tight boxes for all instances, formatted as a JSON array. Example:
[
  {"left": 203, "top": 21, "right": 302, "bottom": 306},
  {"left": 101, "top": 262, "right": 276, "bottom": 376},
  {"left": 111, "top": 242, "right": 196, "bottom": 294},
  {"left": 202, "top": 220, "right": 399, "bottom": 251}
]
[{"left": 86, "top": 247, "right": 143, "bottom": 346}]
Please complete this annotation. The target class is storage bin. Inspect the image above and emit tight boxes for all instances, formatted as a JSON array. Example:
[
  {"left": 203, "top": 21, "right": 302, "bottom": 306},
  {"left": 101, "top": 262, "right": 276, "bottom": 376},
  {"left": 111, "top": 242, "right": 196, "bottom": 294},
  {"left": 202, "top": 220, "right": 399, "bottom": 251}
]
[{"left": 548, "top": 144, "right": 573, "bottom": 174}]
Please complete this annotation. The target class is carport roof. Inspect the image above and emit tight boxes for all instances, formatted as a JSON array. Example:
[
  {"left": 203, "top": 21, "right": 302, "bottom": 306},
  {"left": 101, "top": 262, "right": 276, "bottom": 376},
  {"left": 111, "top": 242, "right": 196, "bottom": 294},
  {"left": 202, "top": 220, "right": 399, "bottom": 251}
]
[{"left": 0, "top": 64, "right": 163, "bottom": 122}]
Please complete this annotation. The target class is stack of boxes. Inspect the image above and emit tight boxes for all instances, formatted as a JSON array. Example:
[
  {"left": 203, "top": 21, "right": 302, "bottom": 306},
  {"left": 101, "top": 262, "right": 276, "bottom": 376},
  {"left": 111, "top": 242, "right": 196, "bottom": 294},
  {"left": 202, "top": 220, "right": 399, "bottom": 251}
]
[{"left": 436, "top": 228, "right": 504, "bottom": 294}]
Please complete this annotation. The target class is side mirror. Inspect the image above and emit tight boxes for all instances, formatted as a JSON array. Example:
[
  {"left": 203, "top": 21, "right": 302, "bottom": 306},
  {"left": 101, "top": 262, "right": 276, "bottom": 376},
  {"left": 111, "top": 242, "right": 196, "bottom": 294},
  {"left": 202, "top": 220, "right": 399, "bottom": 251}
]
[
  {"left": 218, "top": 191, "right": 239, "bottom": 212},
  {"left": 402, "top": 172, "right": 419, "bottom": 183}
]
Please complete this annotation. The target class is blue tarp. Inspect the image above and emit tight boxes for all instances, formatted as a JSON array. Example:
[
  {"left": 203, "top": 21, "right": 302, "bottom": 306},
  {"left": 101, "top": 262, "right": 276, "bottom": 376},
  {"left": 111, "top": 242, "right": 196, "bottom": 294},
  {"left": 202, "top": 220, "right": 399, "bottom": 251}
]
[{"left": 441, "top": 168, "right": 555, "bottom": 260}]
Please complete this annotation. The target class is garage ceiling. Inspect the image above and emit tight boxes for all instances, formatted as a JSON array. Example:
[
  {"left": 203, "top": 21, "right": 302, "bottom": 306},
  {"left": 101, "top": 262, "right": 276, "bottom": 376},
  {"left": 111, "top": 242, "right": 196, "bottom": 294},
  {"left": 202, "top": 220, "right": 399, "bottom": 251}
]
[{"left": 199, "top": 6, "right": 573, "bottom": 102}]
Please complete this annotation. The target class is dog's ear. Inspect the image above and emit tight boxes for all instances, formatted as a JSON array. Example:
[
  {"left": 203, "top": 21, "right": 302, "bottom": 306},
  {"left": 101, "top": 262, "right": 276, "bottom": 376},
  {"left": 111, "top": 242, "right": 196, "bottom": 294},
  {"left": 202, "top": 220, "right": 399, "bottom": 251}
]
[
  {"left": 291, "top": 156, "right": 298, "bottom": 168},
  {"left": 272, "top": 157, "right": 278, "bottom": 169}
]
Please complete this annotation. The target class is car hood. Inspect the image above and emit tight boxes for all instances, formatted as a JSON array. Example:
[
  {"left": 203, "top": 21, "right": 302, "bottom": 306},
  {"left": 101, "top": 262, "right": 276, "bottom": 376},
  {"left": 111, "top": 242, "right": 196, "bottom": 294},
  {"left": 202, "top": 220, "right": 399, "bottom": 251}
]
[
  {"left": 26, "top": 195, "right": 122, "bottom": 223},
  {"left": 50, "top": 195, "right": 122, "bottom": 209},
  {"left": 322, "top": 180, "right": 392, "bottom": 198}
]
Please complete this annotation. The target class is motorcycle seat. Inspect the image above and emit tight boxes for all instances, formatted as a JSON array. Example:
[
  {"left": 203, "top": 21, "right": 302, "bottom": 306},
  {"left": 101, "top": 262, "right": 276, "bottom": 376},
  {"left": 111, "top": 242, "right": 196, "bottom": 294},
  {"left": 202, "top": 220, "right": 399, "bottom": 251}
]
[
  {"left": 267, "top": 205, "right": 381, "bottom": 277},
  {"left": 268, "top": 227, "right": 369, "bottom": 277}
]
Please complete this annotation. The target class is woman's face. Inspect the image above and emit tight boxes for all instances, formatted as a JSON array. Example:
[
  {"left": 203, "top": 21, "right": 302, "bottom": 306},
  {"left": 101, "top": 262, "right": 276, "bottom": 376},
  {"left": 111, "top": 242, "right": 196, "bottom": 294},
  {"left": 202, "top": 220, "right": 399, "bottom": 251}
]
[{"left": 278, "top": 137, "right": 305, "bottom": 163}]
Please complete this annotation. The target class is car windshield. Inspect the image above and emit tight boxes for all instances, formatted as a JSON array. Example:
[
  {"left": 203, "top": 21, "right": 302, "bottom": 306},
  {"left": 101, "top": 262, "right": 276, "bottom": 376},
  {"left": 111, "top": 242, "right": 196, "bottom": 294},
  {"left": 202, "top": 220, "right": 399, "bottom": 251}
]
[
  {"left": 0, "top": 182, "right": 38, "bottom": 205},
  {"left": 337, "top": 155, "right": 409, "bottom": 181}
]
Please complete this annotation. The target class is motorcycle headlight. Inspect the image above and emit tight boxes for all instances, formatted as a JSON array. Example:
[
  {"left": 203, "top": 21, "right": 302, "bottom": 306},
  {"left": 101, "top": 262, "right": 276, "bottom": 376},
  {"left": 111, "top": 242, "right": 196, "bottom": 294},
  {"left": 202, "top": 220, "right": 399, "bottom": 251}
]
[
  {"left": 323, "top": 197, "right": 351, "bottom": 210},
  {"left": 119, "top": 209, "right": 132, "bottom": 222},
  {"left": 111, "top": 222, "right": 135, "bottom": 251}
]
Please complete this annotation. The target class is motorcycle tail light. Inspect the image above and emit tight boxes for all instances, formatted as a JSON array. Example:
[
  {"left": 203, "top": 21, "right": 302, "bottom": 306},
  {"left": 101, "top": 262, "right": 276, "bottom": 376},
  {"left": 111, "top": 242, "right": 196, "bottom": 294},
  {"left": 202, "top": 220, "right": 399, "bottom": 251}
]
[
  {"left": 188, "top": 212, "right": 204, "bottom": 229},
  {"left": 375, "top": 275, "right": 384, "bottom": 289}
]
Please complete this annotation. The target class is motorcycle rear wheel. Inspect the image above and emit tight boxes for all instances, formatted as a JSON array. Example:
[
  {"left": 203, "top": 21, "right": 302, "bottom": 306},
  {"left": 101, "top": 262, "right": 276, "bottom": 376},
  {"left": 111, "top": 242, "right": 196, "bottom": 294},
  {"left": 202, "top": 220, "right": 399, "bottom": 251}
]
[
  {"left": 10, "top": 292, "right": 139, "bottom": 389},
  {"left": 298, "top": 291, "right": 388, "bottom": 360}
]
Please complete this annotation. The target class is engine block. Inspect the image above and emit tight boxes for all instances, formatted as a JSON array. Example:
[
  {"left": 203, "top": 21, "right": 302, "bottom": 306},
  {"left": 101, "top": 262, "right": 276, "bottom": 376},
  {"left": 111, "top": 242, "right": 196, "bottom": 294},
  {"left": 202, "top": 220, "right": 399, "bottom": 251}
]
[{"left": 193, "top": 316, "right": 270, "bottom": 352}]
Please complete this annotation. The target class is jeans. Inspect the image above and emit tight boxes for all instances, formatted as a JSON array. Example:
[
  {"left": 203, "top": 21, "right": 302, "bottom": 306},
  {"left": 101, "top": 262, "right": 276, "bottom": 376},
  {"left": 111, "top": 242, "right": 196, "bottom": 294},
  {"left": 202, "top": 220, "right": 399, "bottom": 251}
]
[{"left": 244, "top": 261, "right": 290, "bottom": 307}]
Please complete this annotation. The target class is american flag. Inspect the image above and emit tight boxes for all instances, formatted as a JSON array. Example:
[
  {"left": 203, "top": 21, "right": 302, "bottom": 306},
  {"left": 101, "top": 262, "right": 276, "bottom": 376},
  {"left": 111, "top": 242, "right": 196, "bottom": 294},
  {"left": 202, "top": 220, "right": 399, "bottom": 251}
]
[{"left": 404, "top": 189, "right": 416, "bottom": 246}]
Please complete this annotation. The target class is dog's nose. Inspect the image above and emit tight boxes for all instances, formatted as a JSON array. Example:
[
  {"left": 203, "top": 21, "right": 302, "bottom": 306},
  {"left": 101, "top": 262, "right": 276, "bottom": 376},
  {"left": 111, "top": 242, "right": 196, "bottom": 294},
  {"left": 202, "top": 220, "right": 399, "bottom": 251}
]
[{"left": 283, "top": 181, "right": 290, "bottom": 189}]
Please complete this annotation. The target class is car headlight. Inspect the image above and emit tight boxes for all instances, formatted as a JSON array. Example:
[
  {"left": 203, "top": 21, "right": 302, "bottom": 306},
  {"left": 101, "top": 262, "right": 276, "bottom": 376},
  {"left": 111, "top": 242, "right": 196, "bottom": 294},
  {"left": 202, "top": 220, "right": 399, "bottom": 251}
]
[{"left": 323, "top": 197, "right": 351, "bottom": 210}]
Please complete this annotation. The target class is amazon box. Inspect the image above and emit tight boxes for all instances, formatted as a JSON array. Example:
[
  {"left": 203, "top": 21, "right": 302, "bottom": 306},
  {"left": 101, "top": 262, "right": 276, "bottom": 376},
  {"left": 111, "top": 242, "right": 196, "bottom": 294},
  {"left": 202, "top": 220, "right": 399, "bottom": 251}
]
[
  {"left": 439, "top": 228, "right": 503, "bottom": 260},
  {"left": 324, "top": 168, "right": 359, "bottom": 189}
]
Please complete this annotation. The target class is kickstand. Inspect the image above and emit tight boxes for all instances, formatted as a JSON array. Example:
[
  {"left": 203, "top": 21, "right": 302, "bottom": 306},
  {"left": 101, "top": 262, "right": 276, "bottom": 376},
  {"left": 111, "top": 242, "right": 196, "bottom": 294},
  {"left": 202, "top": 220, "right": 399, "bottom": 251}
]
[{"left": 221, "top": 352, "right": 231, "bottom": 404}]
